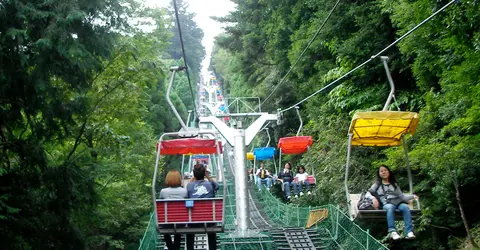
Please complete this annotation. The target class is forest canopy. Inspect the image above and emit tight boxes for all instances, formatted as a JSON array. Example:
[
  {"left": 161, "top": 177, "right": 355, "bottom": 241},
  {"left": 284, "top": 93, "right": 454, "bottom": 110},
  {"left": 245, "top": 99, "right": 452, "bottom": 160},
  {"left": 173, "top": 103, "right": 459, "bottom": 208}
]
[{"left": 210, "top": 0, "right": 480, "bottom": 248}]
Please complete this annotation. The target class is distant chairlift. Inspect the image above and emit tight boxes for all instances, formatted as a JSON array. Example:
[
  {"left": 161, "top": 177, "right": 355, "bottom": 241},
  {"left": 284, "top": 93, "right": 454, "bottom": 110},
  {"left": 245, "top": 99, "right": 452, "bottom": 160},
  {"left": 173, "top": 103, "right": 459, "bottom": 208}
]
[
  {"left": 345, "top": 57, "right": 421, "bottom": 221},
  {"left": 277, "top": 107, "right": 316, "bottom": 185}
]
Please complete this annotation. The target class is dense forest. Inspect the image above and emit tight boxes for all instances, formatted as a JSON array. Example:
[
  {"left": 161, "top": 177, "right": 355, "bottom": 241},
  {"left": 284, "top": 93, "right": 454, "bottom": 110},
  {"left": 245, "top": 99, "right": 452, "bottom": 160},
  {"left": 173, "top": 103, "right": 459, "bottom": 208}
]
[
  {"left": 0, "top": 0, "right": 203, "bottom": 249},
  {"left": 209, "top": 0, "right": 480, "bottom": 249}
]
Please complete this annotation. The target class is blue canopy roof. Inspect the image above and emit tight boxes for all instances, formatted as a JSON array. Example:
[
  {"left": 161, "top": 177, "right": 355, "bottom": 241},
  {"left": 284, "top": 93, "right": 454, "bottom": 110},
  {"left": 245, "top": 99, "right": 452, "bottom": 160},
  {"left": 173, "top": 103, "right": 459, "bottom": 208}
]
[{"left": 253, "top": 147, "right": 276, "bottom": 161}]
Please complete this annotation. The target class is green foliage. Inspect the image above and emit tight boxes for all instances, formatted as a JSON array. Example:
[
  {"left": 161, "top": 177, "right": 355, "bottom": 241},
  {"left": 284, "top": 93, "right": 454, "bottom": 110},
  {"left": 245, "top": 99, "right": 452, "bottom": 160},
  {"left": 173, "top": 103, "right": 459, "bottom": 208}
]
[
  {"left": 0, "top": 0, "right": 201, "bottom": 248},
  {"left": 212, "top": 0, "right": 480, "bottom": 248}
]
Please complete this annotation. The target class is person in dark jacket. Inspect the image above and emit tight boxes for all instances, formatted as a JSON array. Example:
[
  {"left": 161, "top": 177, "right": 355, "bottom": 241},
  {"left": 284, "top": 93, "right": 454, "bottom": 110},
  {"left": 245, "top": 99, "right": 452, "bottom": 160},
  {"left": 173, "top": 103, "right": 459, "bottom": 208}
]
[
  {"left": 366, "top": 165, "right": 418, "bottom": 240},
  {"left": 278, "top": 162, "right": 294, "bottom": 199}
]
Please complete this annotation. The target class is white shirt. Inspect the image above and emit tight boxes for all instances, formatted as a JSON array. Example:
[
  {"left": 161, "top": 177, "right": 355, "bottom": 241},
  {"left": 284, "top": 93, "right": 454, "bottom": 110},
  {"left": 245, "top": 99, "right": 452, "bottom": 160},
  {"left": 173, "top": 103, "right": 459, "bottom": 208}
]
[{"left": 295, "top": 172, "right": 309, "bottom": 182}]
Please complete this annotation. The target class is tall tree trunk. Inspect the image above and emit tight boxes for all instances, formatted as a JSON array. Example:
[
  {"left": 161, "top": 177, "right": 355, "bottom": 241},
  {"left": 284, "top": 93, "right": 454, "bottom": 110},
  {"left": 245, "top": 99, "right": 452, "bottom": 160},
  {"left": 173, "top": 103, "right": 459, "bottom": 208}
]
[{"left": 453, "top": 180, "right": 478, "bottom": 248}]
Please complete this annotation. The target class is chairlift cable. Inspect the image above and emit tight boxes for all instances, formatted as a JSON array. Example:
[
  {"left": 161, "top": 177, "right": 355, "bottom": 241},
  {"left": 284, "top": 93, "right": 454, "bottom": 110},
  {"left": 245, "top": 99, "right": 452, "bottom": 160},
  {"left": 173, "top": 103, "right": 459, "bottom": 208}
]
[
  {"left": 173, "top": 0, "right": 199, "bottom": 121},
  {"left": 260, "top": 0, "right": 343, "bottom": 107},
  {"left": 279, "top": 0, "right": 457, "bottom": 113}
]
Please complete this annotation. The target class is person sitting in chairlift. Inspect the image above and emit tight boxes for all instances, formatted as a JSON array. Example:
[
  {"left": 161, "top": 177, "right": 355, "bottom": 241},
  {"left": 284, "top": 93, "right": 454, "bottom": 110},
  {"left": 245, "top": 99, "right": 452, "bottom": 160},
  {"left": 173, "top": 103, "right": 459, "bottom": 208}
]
[
  {"left": 365, "top": 164, "right": 418, "bottom": 240},
  {"left": 255, "top": 162, "right": 273, "bottom": 191},
  {"left": 159, "top": 170, "right": 187, "bottom": 249},
  {"left": 292, "top": 165, "right": 312, "bottom": 198},
  {"left": 186, "top": 165, "right": 218, "bottom": 249},
  {"left": 277, "top": 162, "right": 294, "bottom": 199}
]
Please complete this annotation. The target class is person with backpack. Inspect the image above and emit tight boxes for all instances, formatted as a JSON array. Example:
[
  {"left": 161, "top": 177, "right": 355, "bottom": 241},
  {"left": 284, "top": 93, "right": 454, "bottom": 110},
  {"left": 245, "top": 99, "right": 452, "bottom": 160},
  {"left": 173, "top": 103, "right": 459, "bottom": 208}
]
[
  {"left": 365, "top": 164, "right": 418, "bottom": 240},
  {"left": 255, "top": 162, "right": 273, "bottom": 191}
]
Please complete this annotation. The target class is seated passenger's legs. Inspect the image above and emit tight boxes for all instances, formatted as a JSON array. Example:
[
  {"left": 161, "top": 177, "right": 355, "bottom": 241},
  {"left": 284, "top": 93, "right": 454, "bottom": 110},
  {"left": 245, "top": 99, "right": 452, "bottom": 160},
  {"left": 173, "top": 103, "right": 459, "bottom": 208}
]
[
  {"left": 186, "top": 234, "right": 195, "bottom": 249},
  {"left": 208, "top": 233, "right": 217, "bottom": 250},
  {"left": 257, "top": 178, "right": 272, "bottom": 190},
  {"left": 283, "top": 182, "right": 291, "bottom": 198},
  {"left": 304, "top": 180, "right": 311, "bottom": 191},
  {"left": 256, "top": 177, "right": 262, "bottom": 190},
  {"left": 382, "top": 204, "right": 397, "bottom": 232},
  {"left": 398, "top": 203, "right": 413, "bottom": 234},
  {"left": 265, "top": 178, "right": 272, "bottom": 189},
  {"left": 292, "top": 182, "right": 299, "bottom": 195}
]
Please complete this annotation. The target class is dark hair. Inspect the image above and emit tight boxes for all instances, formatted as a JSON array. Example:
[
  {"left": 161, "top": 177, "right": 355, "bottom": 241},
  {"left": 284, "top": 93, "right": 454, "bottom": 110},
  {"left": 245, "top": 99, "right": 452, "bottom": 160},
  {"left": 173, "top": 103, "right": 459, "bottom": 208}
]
[
  {"left": 285, "top": 162, "right": 292, "bottom": 169},
  {"left": 376, "top": 164, "right": 398, "bottom": 186},
  {"left": 297, "top": 165, "right": 306, "bottom": 173},
  {"left": 193, "top": 164, "right": 206, "bottom": 180}
]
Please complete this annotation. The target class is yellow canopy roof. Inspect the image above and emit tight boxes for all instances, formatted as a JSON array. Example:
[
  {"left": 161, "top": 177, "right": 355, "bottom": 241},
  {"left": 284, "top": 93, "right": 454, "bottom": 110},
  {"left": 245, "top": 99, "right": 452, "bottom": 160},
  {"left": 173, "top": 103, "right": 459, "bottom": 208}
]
[{"left": 349, "top": 111, "right": 419, "bottom": 146}]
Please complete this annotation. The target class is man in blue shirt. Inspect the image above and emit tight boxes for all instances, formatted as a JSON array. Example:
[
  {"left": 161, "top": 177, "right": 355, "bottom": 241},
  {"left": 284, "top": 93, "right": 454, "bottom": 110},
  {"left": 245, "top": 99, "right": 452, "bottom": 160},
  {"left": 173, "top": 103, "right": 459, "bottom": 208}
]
[
  {"left": 187, "top": 164, "right": 218, "bottom": 198},
  {"left": 186, "top": 165, "right": 218, "bottom": 249}
]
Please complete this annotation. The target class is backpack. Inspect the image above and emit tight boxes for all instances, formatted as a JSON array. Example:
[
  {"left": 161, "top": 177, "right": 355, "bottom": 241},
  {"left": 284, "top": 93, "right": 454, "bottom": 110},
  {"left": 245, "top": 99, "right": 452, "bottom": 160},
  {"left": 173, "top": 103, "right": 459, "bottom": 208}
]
[
  {"left": 357, "top": 184, "right": 381, "bottom": 210},
  {"left": 357, "top": 191, "right": 376, "bottom": 210}
]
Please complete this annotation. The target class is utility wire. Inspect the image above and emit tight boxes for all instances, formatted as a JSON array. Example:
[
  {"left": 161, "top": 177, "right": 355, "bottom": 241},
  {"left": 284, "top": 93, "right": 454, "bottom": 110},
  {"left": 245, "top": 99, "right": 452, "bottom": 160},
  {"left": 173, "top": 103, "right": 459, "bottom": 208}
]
[
  {"left": 261, "top": 0, "right": 343, "bottom": 107},
  {"left": 173, "top": 0, "right": 199, "bottom": 120},
  {"left": 279, "top": 0, "right": 457, "bottom": 113}
]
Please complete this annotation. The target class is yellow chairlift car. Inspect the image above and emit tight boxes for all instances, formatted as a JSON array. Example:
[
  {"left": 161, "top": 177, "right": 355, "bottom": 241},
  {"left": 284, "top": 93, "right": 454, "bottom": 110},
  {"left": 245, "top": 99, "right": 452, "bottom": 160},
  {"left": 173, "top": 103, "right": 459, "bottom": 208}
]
[{"left": 344, "top": 57, "right": 421, "bottom": 221}]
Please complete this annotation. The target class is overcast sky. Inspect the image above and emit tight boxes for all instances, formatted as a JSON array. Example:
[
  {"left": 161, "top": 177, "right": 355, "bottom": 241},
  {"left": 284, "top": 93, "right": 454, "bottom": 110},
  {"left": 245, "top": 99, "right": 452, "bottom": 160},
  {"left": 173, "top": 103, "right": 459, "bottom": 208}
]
[{"left": 145, "top": 0, "right": 236, "bottom": 80}]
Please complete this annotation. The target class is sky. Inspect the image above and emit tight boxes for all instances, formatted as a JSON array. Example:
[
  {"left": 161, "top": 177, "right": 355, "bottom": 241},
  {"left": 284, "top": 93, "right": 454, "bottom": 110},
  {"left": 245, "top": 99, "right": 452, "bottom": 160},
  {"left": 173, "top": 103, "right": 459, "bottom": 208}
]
[{"left": 145, "top": 0, "right": 237, "bottom": 80}]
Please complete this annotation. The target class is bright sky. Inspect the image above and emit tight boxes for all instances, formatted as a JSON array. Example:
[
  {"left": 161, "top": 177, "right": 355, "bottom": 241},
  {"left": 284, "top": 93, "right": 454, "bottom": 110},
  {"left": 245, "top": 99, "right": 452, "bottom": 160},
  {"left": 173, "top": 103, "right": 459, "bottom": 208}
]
[{"left": 145, "top": 0, "right": 236, "bottom": 81}]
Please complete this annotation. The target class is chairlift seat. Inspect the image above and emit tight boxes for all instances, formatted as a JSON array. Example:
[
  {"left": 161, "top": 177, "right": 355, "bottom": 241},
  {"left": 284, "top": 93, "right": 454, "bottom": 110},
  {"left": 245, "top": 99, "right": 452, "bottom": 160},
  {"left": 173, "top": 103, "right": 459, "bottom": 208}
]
[
  {"left": 156, "top": 198, "right": 224, "bottom": 233},
  {"left": 349, "top": 111, "right": 419, "bottom": 146},
  {"left": 278, "top": 136, "right": 313, "bottom": 154},
  {"left": 348, "top": 194, "right": 420, "bottom": 221},
  {"left": 253, "top": 147, "right": 276, "bottom": 161}
]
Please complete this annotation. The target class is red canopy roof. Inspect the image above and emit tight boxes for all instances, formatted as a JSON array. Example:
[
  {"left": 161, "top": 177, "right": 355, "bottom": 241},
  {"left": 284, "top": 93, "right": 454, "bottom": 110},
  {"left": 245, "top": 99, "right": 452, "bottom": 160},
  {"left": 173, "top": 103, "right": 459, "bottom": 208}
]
[
  {"left": 278, "top": 136, "right": 313, "bottom": 154},
  {"left": 157, "top": 138, "right": 222, "bottom": 155}
]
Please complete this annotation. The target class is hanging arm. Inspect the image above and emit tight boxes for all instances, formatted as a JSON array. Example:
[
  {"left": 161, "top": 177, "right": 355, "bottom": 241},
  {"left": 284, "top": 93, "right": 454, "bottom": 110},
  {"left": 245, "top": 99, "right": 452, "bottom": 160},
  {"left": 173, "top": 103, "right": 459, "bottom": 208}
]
[
  {"left": 381, "top": 56, "right": 395, "bottom": 111},
  {"left": 295, "top": 106, "right": 303, "bottom": 136},
  {"left": 166, "top": 66, "right": 188, "bottom": 131}
]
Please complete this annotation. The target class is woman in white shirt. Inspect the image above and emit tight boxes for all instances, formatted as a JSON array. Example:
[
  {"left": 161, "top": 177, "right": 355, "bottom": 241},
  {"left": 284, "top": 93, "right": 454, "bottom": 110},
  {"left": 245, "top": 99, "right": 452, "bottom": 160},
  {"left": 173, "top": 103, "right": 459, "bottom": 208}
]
[{"left": 292, "top": 165, "right": 312, "bottom": 198}]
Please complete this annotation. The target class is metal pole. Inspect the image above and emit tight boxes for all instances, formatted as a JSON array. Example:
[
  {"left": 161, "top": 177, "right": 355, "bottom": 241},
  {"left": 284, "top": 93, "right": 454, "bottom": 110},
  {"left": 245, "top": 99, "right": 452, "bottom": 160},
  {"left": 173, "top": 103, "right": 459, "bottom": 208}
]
[
  {"left": 345, "top": 134, "right": 353, "bottom": 220},
  {"left": 181, "top": 154, "right": 185, "bottom": 177},
  {"left": 402, "top": 135, "right": 414, "bottom": 194},
  {"left": 295, "top": 106, "right": 303, "bottom": 136},
  {"left": 166, "top": 68, "right": 188, "bottom": 131},
  {"left": 265, "top": 128, "right": 271, "bottom": 147},
  {"left": 187, "top": 110, "right": 192, "bottom": 127},
  {"left": 308, "top": 146, "right": 314, "bottom": 176},
  {"left": 253, "top": 156, "right": 256, "bottom": 186},
  {"left": 152, "top": 141, "right": 162, "bottom": 231},
  {"left": 234, "top": 129, "right": 249, "bottom": 233},
  {"left": 217, "top": 137, "right": 224, "bottom": 182},
  {"left": 381, "top": 56, "right": 395, "bottom": 111},
  {"left": 188, "top": 156, "right": 192, "bottom": 173},
  {"left": 278, "top": 148, "right": 282, "bottom": 175}
]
